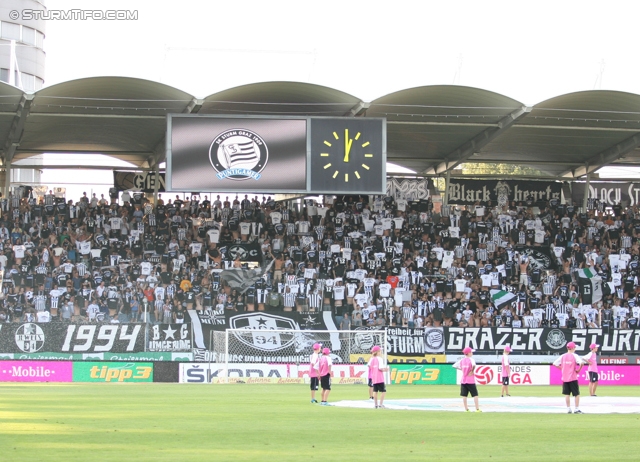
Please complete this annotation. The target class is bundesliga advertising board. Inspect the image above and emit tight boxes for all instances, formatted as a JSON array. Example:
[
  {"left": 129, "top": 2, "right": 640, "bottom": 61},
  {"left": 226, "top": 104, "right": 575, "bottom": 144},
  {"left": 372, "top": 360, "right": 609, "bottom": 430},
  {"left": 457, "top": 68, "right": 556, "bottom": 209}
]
[{"left": 455, "top": 365, "right": 550, "bottom": 386}]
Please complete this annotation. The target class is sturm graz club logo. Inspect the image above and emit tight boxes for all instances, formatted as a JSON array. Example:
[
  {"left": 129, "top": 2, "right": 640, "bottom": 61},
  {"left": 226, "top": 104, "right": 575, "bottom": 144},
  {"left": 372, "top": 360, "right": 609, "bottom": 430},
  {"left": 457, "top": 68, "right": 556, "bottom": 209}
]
[
  {"left": 352, "top": 327, "right": 380, "bottom": 352},
  {"left": 546, "top": 329, "right": 567, "bottom": 350},
  {"left": 209, "top": 129, "right": 268, "bottom": 181},
  {"left": 424, "top": 328, "right": 444, "bottom": 351},
  {"left": 15, "top": 323, "right": 45, "bottom": 353}
]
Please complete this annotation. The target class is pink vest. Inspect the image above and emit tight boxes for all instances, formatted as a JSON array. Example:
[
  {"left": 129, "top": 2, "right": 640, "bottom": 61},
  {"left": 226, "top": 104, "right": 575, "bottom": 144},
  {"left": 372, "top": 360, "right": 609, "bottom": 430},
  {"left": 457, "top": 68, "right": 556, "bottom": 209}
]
[
  {"left": 559, "top": 353, "right": 579, "bottom": 382},
  {"left": 369, "top": 357, "right": 385, "bottom": 385},
  {"left": 309, "top": 352, "right": 319, "bottom": 378},
  {"left": 501, "top": 355, "right": 510, "bottom": 378},
  {"left": 587, "top": 353, "right": 598, "bottom": 373},
  {"left": 318, "top": 355, "right": 329, "bottom": 377},
  {"left": 460, "top": 357, "right": 476, "bottom": 384}
]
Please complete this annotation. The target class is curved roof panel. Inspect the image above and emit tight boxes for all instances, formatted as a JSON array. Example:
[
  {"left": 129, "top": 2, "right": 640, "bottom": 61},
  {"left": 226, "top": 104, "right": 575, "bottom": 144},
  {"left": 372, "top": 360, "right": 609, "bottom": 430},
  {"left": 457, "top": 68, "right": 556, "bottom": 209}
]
[
  {"left": 32, "top": 76, "right": 195, "bottom": 115},
  {"left": 369, "top": 85, "right": 523, "bottom": 121},
  {"left": 14, "top": 77, "right": 197, "bottom": 166},
  {"left": 0, "top": 79, "right": 639, "bottom": 180},
  {"left": 0, "top": 82, "right": 27, "bottom": 147},
  {"left": 200, "top": 81, "right": 362, "bottom": 116},
  {"left": 369, "top": 86, "right": 527, "bottom": 174},
  {"left": 476, "top": 90, "right": 640, "bottom": 177}
]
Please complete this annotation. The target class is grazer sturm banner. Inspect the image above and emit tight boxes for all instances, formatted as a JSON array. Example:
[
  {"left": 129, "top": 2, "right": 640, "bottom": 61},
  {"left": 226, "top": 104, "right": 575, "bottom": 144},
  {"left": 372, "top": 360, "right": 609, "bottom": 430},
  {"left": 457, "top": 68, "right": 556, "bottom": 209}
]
[
  {"left": 445, "top": 327, "right": 640, "bottom": 354},
  {"left": 0, "top": 323, "right": 145, "bottom": 354},
  {"left": 113, "top": 170, "right": 166, "bottom": 192},
  {"left": 386, "top": 327, "right": 445, "bottom": 356},
  {"left": 447, "top": 179, "right": 561, "bottom": 205},
  {"left": 571, "top": 181, "right": 640, "bottom": 207},
  {"left": 386, "top": 178, "right": 431, "bottom": 200},
  {"left": 147, "top": 324, "right": 192, "bottom": 352}
]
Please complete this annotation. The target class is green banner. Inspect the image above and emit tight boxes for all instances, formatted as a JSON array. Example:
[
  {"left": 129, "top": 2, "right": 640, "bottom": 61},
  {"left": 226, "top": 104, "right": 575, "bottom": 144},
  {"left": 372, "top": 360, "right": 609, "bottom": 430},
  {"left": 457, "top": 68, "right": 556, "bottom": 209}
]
[
  {"left": 90, "top": 352, "right": 192, "bottom": 362},
  {"left": 3, "top": 352, "right": 193, "bottom": 362},
  {"left": 171, "top": 352, "right": 193, "bottom": 361},
  {"left": 73, "top": 362, "right": 154, "bottom": 383},
  {"left": 389, "top": 364, "right": 456, "bottom": 385},
  {"left": 104, "top": 351, "right": 193, "bottom": 362},
  {"left": 14, "top": 352, "right": 83, "bottom": 360}
]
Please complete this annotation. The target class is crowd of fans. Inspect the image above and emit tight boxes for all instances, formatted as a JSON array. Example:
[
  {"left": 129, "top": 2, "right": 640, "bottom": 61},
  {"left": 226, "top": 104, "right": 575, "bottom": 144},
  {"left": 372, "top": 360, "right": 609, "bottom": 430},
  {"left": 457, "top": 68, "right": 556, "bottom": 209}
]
[{"left": 0, "top": 185, "right": 639, "bottom": 332}]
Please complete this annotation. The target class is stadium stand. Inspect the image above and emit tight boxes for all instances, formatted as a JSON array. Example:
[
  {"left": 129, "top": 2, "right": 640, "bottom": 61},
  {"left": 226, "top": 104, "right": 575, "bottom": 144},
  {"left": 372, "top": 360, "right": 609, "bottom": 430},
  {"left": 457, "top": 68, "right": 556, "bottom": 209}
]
[{"left": 0, "top": 187, "right": 638, "bottom": 333}]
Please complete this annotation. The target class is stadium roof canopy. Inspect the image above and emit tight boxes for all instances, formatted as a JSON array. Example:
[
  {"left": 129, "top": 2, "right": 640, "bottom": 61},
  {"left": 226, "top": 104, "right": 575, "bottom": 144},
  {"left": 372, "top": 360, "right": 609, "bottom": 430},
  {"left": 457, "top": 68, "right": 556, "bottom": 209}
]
[{"left": 2, "top": 76, "right": 640, "bottom": 179}]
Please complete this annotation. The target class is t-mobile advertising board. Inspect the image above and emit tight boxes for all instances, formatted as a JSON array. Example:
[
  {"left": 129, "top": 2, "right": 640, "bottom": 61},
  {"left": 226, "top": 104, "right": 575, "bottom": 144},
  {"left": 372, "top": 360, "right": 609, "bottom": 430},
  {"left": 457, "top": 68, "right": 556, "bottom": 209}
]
[
  {"left": 550, "top": 365, "right": 640, "bottom": 386},
  {"left": 0, "top": 361, "right": 73, "bottom": 382}
]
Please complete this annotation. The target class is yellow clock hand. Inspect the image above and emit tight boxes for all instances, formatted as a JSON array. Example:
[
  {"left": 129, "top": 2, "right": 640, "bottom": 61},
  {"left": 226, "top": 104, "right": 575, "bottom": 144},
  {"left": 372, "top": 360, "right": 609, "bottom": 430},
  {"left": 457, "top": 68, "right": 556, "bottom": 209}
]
[{"left": 344, "top": 129, "right": 353, "bottom": 162}]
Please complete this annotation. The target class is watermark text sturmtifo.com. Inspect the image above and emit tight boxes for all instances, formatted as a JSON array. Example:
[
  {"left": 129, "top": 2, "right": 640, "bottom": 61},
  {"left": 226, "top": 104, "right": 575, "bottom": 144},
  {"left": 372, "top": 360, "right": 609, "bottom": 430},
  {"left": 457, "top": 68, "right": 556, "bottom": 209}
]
[{"left": 10, "top": 10, "right": 138, "bottom": 21}]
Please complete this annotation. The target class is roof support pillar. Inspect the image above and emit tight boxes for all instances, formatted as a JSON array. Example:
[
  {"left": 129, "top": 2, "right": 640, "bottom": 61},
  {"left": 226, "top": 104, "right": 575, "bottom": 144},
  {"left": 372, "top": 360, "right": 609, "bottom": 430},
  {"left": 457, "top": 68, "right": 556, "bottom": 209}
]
[
  {"left": 4, "top": 158, "right": 11, "bottom": 199},
  {"left": 345, "top": 101, "right": 369, "bottom": 117},
  {"left": 3, "top": 94, "right": 33, "bottom": 164},
  {"left": 443, "top": 170, "right": 451, "bottom": 206},
  {"left": 582, "top": 170, "right": 591, "bottom": 211},
  {"left": 153, "top": 162, "right": 160, "bottom": 205}
]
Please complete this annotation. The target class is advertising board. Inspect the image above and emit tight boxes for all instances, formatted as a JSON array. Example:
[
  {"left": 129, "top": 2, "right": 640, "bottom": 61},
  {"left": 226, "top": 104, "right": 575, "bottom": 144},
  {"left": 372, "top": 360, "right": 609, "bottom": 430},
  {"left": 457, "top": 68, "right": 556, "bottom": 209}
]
[{"left": 0, "top": 361, "right": 73, "bottom": 382}]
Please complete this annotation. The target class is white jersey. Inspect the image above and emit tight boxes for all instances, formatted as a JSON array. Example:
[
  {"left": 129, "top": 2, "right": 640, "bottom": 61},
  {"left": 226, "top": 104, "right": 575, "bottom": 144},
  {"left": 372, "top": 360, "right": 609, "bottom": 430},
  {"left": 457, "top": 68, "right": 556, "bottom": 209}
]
[
  {"left": 333, "top": 286, "right": 346, "bottom": 301},
  {"left": 378, "top": 283, "right": 391, "bottom": 298},
  {"left": 454, "top": 279, "right": 467, "bottom": 293}
]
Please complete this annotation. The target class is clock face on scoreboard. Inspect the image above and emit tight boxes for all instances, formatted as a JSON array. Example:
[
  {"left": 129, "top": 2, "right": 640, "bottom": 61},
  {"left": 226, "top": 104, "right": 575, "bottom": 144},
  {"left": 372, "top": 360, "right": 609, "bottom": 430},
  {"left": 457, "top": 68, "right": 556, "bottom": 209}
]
[{"left": 309, "top": 118, "right": 385, "bottom": 194}]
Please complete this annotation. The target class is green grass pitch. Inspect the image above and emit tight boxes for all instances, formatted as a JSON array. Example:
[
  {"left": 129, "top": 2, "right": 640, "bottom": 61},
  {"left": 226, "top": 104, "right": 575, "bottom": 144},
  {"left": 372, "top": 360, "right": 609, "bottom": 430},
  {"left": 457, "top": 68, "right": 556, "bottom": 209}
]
[{"left": 1, "top": 384, "right": 639, "bottom": 461}]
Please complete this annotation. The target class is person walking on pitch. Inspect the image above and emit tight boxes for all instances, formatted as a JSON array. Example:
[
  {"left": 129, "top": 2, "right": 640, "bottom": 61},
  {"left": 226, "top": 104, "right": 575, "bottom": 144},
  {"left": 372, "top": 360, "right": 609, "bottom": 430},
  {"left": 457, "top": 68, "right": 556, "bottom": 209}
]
[
  {"left": 453, "top": 347, "right": 481, "bottom": 412},
  {"left": 501, "top": 345, "right": 512, "bottom": 397},
  {"left": 553, "top": 341, "right": 586, "bottom": 414},
  {"left": 309, "top": 343, "right": 322, "bottom": 403},
  {"left": 368, "top": 345, "right": 389, "bottom": 408},
  {"left": 583, "top": 343, "right": 600, "bottom": 397}
]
